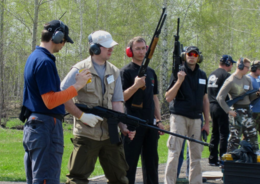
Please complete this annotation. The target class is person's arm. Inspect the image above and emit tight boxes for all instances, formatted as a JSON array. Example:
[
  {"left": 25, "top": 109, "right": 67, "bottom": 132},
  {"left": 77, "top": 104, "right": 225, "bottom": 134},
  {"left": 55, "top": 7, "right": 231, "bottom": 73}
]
[
  {"left": 42, "top": 69, "right": 92, "bottom": 109},
  {"left": 123, "top": 76, "right": 146, "bottom": 101},
  {"left": 112, "top": 101, "right": 136, "bottom": 140},
  {"left": 165, "top": 71, "right": 186, "bottom": 102},
  {"left": 153, "top": 95, "right": 164, "bottom": 135},
  {"left": 216, "top": 79, "right": 233, "bottom": 114},
  {"left": 201, "top": 94, "right": 210, "bottom": 134}
]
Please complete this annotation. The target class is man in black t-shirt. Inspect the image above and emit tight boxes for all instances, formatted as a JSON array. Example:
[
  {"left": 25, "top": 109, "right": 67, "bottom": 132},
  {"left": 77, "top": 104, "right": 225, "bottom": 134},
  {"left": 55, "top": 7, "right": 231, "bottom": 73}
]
[
  {"left": 120, "top": 36, "right": 164, "bottom": 184},
  {"left": 207, "top": 55, "right": 236, "bottom": 166}
]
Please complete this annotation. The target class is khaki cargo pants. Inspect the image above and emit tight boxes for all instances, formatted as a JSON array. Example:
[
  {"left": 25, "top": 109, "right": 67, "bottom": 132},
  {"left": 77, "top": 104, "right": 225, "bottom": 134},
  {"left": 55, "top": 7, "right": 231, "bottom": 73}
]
[
  {"left": 164, "top": 114, "right": 203, "bottom": 184},
  {"left": 66, "top": 136, "right": 129, "bottom": 184}
]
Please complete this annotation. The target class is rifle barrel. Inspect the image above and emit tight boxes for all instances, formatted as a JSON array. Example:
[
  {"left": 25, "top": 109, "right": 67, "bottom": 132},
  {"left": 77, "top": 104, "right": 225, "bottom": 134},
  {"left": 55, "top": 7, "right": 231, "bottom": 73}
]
[{"left": 140, "top": 123, "right": 213, "bottom": 148}]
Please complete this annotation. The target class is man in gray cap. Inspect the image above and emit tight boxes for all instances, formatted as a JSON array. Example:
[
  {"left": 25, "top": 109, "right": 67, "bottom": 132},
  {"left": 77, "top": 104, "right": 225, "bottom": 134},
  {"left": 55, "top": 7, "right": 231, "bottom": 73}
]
[
  {"left": 207, "top": 55, "right": 236, "bottom": 166},
  {"left": 22, "top": 20, "right": 91, "bottom": 184},
  {"left": 61, "top": 30, "right": 136, "bottom": 184}
]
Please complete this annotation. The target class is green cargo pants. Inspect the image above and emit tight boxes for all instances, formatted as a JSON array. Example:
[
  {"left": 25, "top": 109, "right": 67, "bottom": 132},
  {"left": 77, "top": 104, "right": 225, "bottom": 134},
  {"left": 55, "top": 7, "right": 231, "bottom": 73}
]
[
  {"left": 66, "top": 136, "right": 129, "bottom": 184},
  {"left": 228, "top": 108, "right": 259, "bottom": 153}
]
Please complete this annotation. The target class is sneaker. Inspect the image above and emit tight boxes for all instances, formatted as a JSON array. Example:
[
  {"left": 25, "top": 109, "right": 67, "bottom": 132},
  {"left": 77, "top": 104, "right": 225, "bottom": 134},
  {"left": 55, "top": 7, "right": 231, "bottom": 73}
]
[
  {"left": 202, "top": 177, "right": 207, "bottom": 183},
  {"left": 208, "top": 161, "right": 220, "bottom": 166}
]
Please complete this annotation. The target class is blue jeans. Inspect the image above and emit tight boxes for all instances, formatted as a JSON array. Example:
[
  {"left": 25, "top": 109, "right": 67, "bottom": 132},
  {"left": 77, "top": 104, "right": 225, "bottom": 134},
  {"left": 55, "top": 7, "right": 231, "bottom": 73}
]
[{"left": 23, "top": 113, "right": 64, "bottom": 184}]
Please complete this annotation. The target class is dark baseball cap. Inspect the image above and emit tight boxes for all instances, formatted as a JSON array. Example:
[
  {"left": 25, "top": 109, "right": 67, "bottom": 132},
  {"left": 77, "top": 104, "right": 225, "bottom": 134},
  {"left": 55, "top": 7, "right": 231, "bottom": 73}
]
[
  {"left": 44, "top": 20, "right": 73, "bottom": 44},
  {"left": 220, "top": 55, "right": 236, "bottom": 64},
  {"left": 186, "top": 46, "right": 199, "bottom": 53}
]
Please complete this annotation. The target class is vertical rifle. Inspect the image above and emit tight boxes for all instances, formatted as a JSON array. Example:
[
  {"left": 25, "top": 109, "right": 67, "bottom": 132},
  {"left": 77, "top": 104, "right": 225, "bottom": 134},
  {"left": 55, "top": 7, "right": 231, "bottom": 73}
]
[
  {"left": 172, "top": 18, "right": 181, "bottom": 81},
  {"left": 167, "top": 18, "right": 184, "bottom": 100},
  {"left": 131, "top": 7, "right": 167, "bottom": 109}
]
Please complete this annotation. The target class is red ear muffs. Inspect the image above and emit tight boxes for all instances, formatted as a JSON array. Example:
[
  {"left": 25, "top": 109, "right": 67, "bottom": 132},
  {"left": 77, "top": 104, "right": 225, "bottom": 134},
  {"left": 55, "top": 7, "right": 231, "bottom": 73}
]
[
  {"left": 126, "top": 47, "right": 133, "bottom": 57},
  {"left": 125, "top": 46, "right": 149, "bottom": 58}
]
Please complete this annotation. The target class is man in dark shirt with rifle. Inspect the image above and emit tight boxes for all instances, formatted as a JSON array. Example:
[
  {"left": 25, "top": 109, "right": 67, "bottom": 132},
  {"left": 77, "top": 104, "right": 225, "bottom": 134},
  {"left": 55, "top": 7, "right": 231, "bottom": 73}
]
[
  {"left": 120, "top": 36, "right": 164, "bottom": 184},
  {"left": 165, "top": 46, "right": 210, "bottom": 184}
]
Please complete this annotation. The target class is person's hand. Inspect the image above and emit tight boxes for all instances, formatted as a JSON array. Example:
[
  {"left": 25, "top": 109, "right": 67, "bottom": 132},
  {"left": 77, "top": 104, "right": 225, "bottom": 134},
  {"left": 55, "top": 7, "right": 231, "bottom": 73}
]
[
  {"left": 120, "top": 125, "right": 136, "bottom": 140},
  {"left": 201, "top": 123, "right": 209, "bottom": 135},
  {"left": 157, "top": 122, "right": 165, "bottom": 135},
  {"left": 228, "top": 110, "right": 237, "bottom": 117},
  {"left": 74, "top": 69, "right": 92, "bottom": 91},
  {"left": 134, "top": 76, "right": 146, "bottom": 89},
  {"left": 79, "top": 113, "right": 103, "bottom": 127},
  {"left": 177, "top": 71, "right": 186, "bottom": 83},
  {"left": 256, "top": 91, "right": 260, "bottom": 96}
]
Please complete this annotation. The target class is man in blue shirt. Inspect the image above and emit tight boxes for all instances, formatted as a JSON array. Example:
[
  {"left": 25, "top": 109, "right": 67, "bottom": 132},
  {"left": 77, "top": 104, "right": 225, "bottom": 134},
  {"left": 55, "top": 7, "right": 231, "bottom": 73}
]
[
  {"left": 22, "top": 20, "right": 97, "bottom": 184},
  {"left": 248, "top": 60, "right": 260, "bottom": 134}
]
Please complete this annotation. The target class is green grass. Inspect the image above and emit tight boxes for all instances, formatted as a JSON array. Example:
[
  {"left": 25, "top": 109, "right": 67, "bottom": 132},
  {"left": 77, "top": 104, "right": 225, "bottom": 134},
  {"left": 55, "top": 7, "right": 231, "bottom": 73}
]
[{"left": 0, "top": 119, "right": 213, "bottom": 182}]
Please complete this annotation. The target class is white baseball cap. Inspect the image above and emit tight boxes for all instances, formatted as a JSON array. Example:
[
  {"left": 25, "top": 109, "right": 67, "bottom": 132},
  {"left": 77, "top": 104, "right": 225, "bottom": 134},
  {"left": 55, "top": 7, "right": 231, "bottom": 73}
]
[{"left": 91, "top": 30, "right": 118, "bottom": 48}]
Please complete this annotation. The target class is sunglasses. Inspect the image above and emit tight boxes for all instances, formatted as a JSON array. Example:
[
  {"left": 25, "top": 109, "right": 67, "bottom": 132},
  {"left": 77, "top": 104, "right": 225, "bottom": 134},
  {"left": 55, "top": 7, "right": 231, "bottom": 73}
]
[{"left": 187, "top": 52, "right": 199, "bottom": 57}]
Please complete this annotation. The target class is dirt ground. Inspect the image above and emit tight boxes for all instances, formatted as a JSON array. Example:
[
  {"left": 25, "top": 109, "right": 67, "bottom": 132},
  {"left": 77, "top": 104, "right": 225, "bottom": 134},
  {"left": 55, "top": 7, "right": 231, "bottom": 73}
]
[
  {"left": 88, "top": 158, "right": 223, "bottom": 184},
  {"left": 0, "top": 158, "right": 223, "bottom": 184}
]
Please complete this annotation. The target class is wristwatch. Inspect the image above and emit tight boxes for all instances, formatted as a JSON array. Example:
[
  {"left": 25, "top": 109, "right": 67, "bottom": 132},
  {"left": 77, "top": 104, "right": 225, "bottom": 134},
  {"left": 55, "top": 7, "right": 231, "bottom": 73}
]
[{"left": 156, "top": 121, "right": 161, "bottom": 125}]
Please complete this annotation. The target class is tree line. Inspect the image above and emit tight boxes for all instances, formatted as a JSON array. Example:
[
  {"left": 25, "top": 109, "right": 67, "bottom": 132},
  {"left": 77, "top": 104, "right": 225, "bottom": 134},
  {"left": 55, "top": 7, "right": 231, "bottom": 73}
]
[{"left": 1, "top": 0, "right": 260, "bottom": 124}]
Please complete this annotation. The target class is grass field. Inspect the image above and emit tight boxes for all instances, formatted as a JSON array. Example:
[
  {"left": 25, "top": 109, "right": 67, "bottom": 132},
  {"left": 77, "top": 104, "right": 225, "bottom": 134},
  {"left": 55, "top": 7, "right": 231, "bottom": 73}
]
[{"left": 0, "top": 119, "right": 212, "bottom": 182}]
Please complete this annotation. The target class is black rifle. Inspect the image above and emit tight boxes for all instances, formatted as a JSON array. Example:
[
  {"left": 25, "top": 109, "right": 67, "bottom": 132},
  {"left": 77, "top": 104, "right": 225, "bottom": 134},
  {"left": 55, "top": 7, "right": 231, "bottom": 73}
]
[
  {"left": 131, "top": 7, "right": 167, "bottom": 109},
  {"left": 172, "top": 18, "right": 182, "bottom": 81},
  {"left": 75, "top": 103, "right": 213, "bottom": 148},
  {"left": 167, "top": 18, "right": 184, "bottom": 99},
  {"left": 226, "top": 89, "right": 258, "bottom": 107}
]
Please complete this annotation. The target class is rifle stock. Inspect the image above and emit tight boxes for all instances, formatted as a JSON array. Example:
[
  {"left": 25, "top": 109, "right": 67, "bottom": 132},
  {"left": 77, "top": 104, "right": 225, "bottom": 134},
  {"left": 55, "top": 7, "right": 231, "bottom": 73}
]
[{"left": 74, "top": 103, "right": 213, "bottom": 148}]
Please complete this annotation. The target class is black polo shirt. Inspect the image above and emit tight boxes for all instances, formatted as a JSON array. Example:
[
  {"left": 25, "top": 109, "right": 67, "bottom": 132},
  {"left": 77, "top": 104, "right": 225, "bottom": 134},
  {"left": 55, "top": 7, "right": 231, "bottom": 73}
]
[
  {"left": 168, "top": 62, "right": 207, "bottom": 119},
  {"left": 208, "top": 68, "right": 230, "bottom": 103},
  {"left": 120, "top": 62, "right": 158, "bottom": 124}
]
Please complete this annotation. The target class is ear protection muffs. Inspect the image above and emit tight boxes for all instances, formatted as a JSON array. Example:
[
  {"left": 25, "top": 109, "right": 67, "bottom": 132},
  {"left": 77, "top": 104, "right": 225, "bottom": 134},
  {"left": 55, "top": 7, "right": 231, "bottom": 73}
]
[
  {"left": 238, "top": 57, "right": 244, "bottom": 70},
  {"left": 251, "top": 61, "right": 258, "bottom": 72},
  {"left": 125, "top": 46, "right": 149, "bottom": 57},
  {"left": 220, "top": 55, "right": 231, "bottom": 66},
  {"left": 52, "top": 21, "right": 65, "bottom": 44},
  {"left": 181, "top": 51, "right": 203, "bottom": 63},
  {"left": 88, "top": 33, "right": 101, "bottom": 55}
]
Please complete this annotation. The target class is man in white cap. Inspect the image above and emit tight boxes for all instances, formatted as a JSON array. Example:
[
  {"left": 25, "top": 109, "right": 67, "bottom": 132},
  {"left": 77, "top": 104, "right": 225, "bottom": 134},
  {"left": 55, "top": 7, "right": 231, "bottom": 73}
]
[{"left": 61, "top": 30, "right": 135, "bottom": 184}]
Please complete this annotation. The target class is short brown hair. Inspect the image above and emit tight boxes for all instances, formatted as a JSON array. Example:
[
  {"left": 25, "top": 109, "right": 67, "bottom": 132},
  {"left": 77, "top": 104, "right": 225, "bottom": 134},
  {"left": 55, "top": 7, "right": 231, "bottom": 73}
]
[
  {"left": 127, "top": 36, "right": 146, "bottom": 50},
  {"left": 243, "top": 58, "right": 251, "bottom": 64},
  {"left": 41, "top": 29, "right": 53, "bottom": 42}
]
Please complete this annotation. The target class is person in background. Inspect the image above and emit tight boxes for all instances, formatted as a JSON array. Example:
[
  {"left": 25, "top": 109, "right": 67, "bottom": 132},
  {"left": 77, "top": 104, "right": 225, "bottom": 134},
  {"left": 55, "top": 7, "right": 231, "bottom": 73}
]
[
  {"left": 248, "top": 60, "right": 260, "bottom": 136},
  {"left": 207, "top": 55, "right": 236, "bottom": 166},
  {"left": 217, "top": 57, "right": 259, "bottom": 153}
]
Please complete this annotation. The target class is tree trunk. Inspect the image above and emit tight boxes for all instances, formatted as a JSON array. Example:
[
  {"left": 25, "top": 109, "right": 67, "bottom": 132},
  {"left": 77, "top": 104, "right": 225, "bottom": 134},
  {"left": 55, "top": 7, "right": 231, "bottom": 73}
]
[
  {"left": 159, "top": 0, "right": 169, "bottom": 113},
  {"left": 0, "top": 0, "right": 4, "bottom": 126},
  {"left": 31, "top": 0, "right": 39, "bottom": 52},
  {"left": 78, "top": 0, "right": 83, "bottom": 60}
]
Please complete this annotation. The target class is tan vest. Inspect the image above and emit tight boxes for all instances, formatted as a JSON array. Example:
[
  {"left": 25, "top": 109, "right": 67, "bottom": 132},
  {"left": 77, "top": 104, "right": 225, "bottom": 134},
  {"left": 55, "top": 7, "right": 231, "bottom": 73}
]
[{"left": 72, "top": 56, "right": 120, "bottom": 141}]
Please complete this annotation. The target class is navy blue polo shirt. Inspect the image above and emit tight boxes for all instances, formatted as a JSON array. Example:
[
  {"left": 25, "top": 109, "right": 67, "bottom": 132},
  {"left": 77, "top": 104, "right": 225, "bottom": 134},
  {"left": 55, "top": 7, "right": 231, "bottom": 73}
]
[{"left": 22, "top": 46, "right": 65, "bottom": 115}]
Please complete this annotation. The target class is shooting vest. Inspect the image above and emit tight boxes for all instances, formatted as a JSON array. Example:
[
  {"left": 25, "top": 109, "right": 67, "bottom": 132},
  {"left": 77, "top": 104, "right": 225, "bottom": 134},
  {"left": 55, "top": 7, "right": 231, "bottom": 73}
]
[{"left": 72, "top": 56, "right": 120, "bottom": 141}]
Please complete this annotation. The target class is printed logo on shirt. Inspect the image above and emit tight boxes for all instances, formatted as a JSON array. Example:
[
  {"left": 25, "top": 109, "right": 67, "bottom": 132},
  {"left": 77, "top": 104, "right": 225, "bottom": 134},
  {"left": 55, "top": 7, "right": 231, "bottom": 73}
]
[
  {"left": 151, "top": 78, "right": 154, "bottom": 86},
  {"left": 208, "top": 75, "right": 218, "bottom": 87}
]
